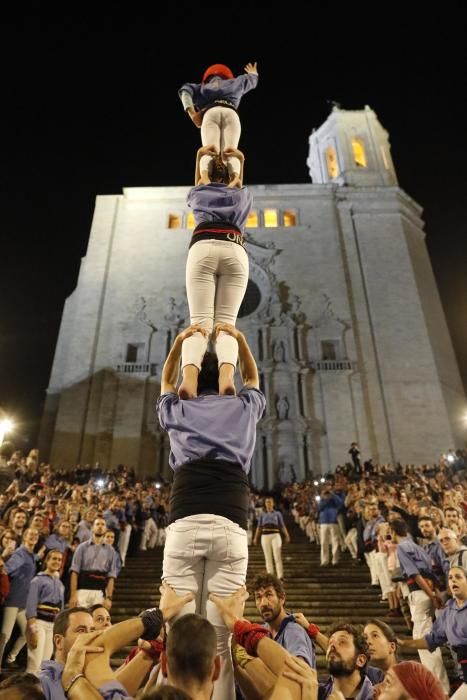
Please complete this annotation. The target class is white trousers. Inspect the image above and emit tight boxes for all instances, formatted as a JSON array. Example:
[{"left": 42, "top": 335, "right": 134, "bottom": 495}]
[
  {"left": 183, "top": 240, "right": 249, "bottom": 371},
  {"left": 77, "top": 589, "right": 104, "bottom": 607},
  {"left": 408, "top": 590, "right": 449, "bottom": 694},
  {"left": 320, "top": 524, "right": 340, "bottom": 565},
  {"left": 374, "top": 552, "right": 395, "bottom": 596},
  {"left": 162, "top": 514, "right": 248, "bottom": 700},
  {"left": 452, "top": 684, "right": 467, "bottom": 699},
  {"left": 0, "top": 606, "right": 27, "bottom": 666},
  {"left": 119, "top": 523, "right": 132, "bottom": 566},
  {"left": 200, "top": 106, "right": 242, "bottom": 176},
  {"left": 261, "top": 533, "right": 283, "bottom": 579},
  {"left": 141, "top": 517, "right": 158, "bottom": 550},
  {"left": 345, "top": 528, "right": 358, "bottom": 558},
  {"left": 26, "top": 619, "right": 54, "bottom": 675},
  {"left": 365, "top": 550, "right": 380, "bottom": 585}
]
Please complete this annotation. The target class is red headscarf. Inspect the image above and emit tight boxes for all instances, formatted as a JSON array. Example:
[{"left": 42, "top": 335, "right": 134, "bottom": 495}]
[
  {"left": 202, "top": 64, "right": 234, "bottom": 83},
  {"left": 393, "top": 661, "right": 447, "bottom": 700}
]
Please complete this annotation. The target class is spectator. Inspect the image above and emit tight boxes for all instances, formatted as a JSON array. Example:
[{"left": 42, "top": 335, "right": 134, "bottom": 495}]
[
  {"left": 0, "top": 528, "right": 40, "bottom": 669},
  {"left": 26, "top": 549, "right": 65, "bottom": 674},
  {"left": 252, "top": 573, "right": 315, "bottom": 667},
  {"left": 253, "top": 497, "right": 290, "bottom": 581},
  {"left": 391, "top": 518, "right": 449, "bottom": 693},
  {"left": 318, "top": 622, "right": 373, "bottom": 700},
  {"left": 69, "top": 516, "right": 120, "bottom": 608}
]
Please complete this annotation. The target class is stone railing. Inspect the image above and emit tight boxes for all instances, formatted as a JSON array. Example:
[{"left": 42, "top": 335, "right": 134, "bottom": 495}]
[
  {"left": 115, "top": 363, "right": 157, "bottom": 376},
  {"left": 313, "top": 360, "right": 353, "bottom": 371}
]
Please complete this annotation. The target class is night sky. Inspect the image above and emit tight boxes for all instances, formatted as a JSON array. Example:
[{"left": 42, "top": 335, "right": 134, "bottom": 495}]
[{"left": 1, "top": 17, "right": 466, "bottom": 449}]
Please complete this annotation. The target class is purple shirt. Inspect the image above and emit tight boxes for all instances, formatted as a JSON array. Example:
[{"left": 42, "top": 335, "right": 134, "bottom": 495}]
[
  {"left": 425, "top": 597, "right": 467, "bottom": 650},
  {"left": 157, "top": 388, "right": 265, "bottom": 473},
  {"left": 179, "top": 72, "right": 258, "bottom": 111},
  {"left": 4, "top": 545, "right": 38, "bottom": 607},
  {"left": 70, "top": 540, "right": 120, "bottom": 579},
  {"left": 26, "top": 571, "right": 65, "bottom": 619},
  {"left": 187, "top": 183, "right": 253, "bottom": 233},
  {"left": 39, "top": 661, "right": 130, "bottom": 700},
  {"left": 265, "top": 614, "right": 315, "bottom": 668},
  {"left": 44, "top": 533, "right": 69, "bottom": 553},
  {"left": 397, "top": 538, "right": 433, "bottom": 578}
]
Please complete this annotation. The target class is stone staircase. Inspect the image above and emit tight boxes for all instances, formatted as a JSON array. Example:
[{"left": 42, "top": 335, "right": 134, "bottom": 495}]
[{"left": 112, "top": 515, "right": 430, "bottom": 674}]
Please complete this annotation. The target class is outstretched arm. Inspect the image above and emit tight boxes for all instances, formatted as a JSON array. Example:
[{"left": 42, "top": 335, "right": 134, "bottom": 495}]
[
  {"left": 161, "top": 325, "right": 208, "bottom": 394},
  {"left": 244, "top": 62, "right": 258, "bottom": 75},
  {"left": 214, "top": 324, "right": 259, "bottom": 389},
  {"left": 84, "top": 584, "right": 194, "bottom": 691}
]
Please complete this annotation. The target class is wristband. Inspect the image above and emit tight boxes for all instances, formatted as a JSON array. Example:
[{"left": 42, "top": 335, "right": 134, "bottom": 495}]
[
  {"left": 307, "top": 623, "right": 320, "bottom": 639},
  {"left": 139, "top": 608, "right": 164, "bottom": 641},
  {"left": 233, "top": 619, "right": 271, "bottom": 656}
]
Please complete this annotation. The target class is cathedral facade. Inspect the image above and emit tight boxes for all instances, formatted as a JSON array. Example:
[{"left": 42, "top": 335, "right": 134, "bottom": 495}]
[{"left": 39, "top": 107, "right": 465, "bottom": 487}]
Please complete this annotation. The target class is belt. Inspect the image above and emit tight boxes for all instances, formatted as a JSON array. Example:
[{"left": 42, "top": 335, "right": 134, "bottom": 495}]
[
  {"left": 205, "top": 100, "right": 237, "bottom": 112},
  {"left": 189, "top": 230, "right": 245, "bottom": 249}
]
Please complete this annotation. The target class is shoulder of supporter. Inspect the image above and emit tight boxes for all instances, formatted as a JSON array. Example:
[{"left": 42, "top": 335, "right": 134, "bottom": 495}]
[
  {"left": 156, "top": 392, "right": 178, "bottom": 428},
  {"left": 238, "top": 387, "right": 266, "bottom": 415},
  {"left": 281, "top": 620, "right": 314, "bottom": 665}
]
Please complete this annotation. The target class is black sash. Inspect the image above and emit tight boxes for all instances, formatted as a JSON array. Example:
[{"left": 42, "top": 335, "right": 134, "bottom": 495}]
[{"left": 170, "top": 459, "right": 249, "bottom": 530}]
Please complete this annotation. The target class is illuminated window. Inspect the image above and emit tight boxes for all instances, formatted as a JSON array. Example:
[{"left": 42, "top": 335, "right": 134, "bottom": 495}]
[
  {"left": 168, "top": 214, "right": 181, "bottom": 229},
  {"left": 352, "top": 138, "right": 367, "bottom": 168},
  {"left": 264, "top": 209, "right": 278, "bottom": 228},
  {"left": 246, "top": 210, "right": 258, "bottom": 227},
  {"left": 283, "top": 210, "right": 297, "bottom": 227},
  {"left": 325, "top": 146, "right": 339, "bottom": 178},
  {"left": 186, "top": 212, "right": 195, "bottom": 229}
]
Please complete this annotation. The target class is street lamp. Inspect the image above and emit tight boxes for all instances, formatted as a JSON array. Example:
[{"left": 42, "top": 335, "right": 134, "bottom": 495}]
[{"left": 0, "top": 418, "right": 14, "bottom": 447}]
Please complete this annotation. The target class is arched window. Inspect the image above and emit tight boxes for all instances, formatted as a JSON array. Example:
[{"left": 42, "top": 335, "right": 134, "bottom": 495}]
[
  {"left": 352, "top": 138, "right": 367, "bottom": 168},
  {"left": 264, "top": 209, "right": 278, "bottom": 228},
  {"left": 168, "top": 214, "right": 181, "bottom": 229},
  {"left": 325, "top": 146, "right": 339, "bottom": 178}
]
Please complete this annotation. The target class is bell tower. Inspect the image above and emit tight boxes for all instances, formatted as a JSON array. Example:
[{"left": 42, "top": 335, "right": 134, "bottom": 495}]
[{"left": 307, "top": 105, "right": 398, "bottom": 187}]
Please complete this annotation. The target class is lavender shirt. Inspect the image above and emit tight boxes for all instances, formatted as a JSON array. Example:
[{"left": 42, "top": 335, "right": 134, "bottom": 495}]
[
  {"left": 179, "top": 72, "right": 258, "bottom": 111},
  {"left": 157, "top": 388, "right": 265, "bottom": 473},
  {"left": 187, "top": 183, "right": 253, "bottom": 233}
]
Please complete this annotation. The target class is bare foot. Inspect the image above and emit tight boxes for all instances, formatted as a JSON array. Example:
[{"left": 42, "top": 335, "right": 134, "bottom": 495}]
[
  {"left": 178, "top": 365, "right": 199, "bottom": 399},
  {"left": 219, "top": 363, "right": 236, "bottom": 396}
]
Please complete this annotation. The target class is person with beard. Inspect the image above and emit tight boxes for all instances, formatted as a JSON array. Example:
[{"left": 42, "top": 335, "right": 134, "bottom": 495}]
[
  {"left": 68, "top": 517, "right": 120, "bottom": 609},
  {"left": 318, "top": 623, "right": 374, "bottom": 700},
  {"left": 252, "top": 573, "right": 315, "bottom": 667}
]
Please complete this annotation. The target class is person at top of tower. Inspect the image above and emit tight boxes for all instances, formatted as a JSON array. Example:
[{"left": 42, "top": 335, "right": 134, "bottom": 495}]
[
  {"left": 178, "top": 145, "right": 252, "bottom": 400},
  {"left": 179, "top": 61, "right": 258, "bottom": 188}
]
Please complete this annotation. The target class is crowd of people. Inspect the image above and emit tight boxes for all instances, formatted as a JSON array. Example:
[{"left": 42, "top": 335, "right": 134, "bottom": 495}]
[{"left": 2, "top": 434, "right": 467, "bottom": 698}]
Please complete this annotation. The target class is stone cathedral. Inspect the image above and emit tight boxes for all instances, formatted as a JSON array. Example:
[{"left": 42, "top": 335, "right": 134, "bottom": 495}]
[{"left": 39, "top": 107, "right": 465, "bottom": 488}]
